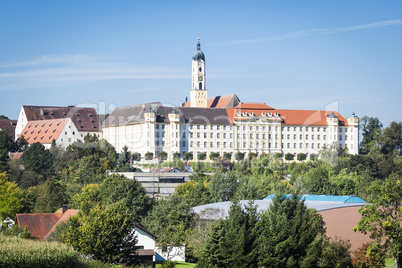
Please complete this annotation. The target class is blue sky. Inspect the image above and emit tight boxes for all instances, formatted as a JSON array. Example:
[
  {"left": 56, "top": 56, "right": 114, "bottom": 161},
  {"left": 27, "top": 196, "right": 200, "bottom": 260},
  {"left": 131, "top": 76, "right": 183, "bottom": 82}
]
[{"left": 1, "top": 1, "right": 401, "bottom": 127}]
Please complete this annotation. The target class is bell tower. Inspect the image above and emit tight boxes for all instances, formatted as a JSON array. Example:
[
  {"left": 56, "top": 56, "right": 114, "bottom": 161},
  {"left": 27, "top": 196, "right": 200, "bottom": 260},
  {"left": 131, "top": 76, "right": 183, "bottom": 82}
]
[{"left": 190, "top": 37, "right": 207, "bottom": 108}]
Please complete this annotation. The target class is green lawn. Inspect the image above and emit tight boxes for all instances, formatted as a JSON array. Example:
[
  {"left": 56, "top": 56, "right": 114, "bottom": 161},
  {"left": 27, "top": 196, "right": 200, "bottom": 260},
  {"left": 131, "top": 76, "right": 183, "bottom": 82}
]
[{"left": 385, "top": 258, "right": 394, "bottom": 267}]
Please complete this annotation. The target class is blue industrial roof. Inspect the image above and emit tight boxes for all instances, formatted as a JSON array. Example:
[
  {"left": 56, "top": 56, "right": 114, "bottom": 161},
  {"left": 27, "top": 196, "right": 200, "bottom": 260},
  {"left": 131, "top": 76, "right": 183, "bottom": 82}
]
[{"left": 264, "top": 194, "right": 366, "bottom": 203}]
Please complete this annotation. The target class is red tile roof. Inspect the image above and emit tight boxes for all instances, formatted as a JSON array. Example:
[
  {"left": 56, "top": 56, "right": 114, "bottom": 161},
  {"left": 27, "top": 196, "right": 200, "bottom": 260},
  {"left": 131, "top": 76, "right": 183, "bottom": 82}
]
[
  {"left": 23, "top": 105, "right": 101, "bottom": 132},
  {"left": 0, "top": 119, "right": 17, "bottom": 138},
  {"left": 276, "top": 109, "right": 349, "bottom": 126},
  {"left": 234, "top": 102, "right": 275, "bottom": 110},
  {"left": 137, "top": 249, "right": 155, "bottom": 256},
  {"left": 15, "top": 209, "right": 79, "bottom": 240},
  {"left": 21, "top": 118, "right": 69, "bottom": 145}
]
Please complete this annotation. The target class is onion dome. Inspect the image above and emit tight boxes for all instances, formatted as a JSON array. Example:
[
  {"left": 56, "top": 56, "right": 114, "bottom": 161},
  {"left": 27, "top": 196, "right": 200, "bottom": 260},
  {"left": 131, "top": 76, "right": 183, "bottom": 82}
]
[{"left": 192, "top": 37, "right": 205, "bottom": 61}]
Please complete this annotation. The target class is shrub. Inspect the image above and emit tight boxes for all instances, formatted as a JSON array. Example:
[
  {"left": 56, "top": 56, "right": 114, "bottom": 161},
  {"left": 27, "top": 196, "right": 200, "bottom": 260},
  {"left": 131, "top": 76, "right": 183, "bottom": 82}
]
[
  {"left": 209, "top": 152, "right": 219, "bottom": 160},
  {"left": 145, "top": 152, "right": 153, "bottom": 160},
  {"left": 184, "top": 152, "right": 193, "bottom": 161},
  {"left": 285, "top": 153, "right": 294, "bottom": 161},
  {"left": 352, "top": 242, "right": 385, "bottom": 268},
  {"left": 223, "top": 152, "right": 232, "bottom": 160},
  {"left": 297, "top": 153, "right": 307, "bottom": 161},
  {"left": 235, "top": 152, "right": 245, "bottom": 161},
  {"left": 274, "top": 152, "right": 283, "bottom": 159}
]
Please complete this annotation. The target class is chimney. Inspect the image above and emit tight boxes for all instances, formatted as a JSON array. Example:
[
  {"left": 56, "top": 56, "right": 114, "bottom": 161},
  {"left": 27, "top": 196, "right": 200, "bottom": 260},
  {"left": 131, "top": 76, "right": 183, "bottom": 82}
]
[{"left": 62, "top": 204, "right": 68, "bottom": 213}]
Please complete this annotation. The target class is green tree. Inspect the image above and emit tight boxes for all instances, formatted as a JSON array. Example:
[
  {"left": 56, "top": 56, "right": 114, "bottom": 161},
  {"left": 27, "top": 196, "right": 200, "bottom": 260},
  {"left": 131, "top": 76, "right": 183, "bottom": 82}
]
[
  {"left": 318, "top": 235, "right": 353, "bottom": 268},
  {"left": 145, "top": 151, "right": 153, "bottom": 160},
  {"left": 360, "top": 116, "right": 383, "bottom": 154},
  {"left": 0, "top": 172, "right": 23, "bottom": 222},
  {"left": 256, "top": 194, "right": 325, "bottom": 268},
  {"left": 248, "top": 152, "right": 257, "bottom": 160},
  {"left": 352, "top": 242, "right": 385, "bottom": 268},
  {"left": 16, "top": 135, "right": 29, "bottom": 152},
  {"left": 22, "top": 142, "right": 54, "bottom": 177},
  {"left": 235, "top": 152, "right": 245, "bottom": 161},
  {"left": 33, "top": 178, "right": 69, "bottom": 213},
  {"left": 354, "top": 176, "right": 402, "bottom": 267},
  {"left": 172, "top": 152, "right": 180, "bottom": 159},
  {"left": 72, "top": 184, "right": 102, "bottom": 215},
  {"left": 197, "top": 152, "right": 206, "bottom": 161},
  {"left": 297, "top": 153, "right": 307, "bottom": 161},
  {"left": 200, "top": 201, "right": 259, "bottom": 268},
  {"left": 223, "top": 152, "right": 232, "bottom": 160},
  {"left": 209, "top": 170, "right": 239, "bottom": 202},
  {"left": 65, "top": 202, "right": 137, "bottom": 264},
  {"left": 184, "top": 152, "right": 193, "bottom": 161},
  {"left": 0, "top": 128, "right": 17, "bottom": 172},
  {"left": 209, "top": 152, "right": 219, "bottom": 161},
  {"left": 274, "top": 152, "right": 283, "bottom": 159},
  {"left": 380, "top": 121, "right": 402, "bottom": 156},
  {"left": 0, "top": 115, "right": 9, "bottom": 119},
  {"left": 132, "top": 152, "right": 141, "bottom": 161},
  {"left": 144, "top": 194, "right": 194, "bottom": 260},
  {"left": 285, "top": 152, "right": 294, "bottom": 161},
  {"left": 175, "top": 180, "right": 211, "bottom": 207},
  {"left": 158, "top": 151, "right": 168, "bottom": 162}
]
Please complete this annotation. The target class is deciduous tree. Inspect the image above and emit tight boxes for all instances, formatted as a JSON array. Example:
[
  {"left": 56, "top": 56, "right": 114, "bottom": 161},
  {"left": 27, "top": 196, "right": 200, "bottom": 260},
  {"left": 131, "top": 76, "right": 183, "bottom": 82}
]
[{"left": 0, "top": 172, "right": 23, "bottom": 222}]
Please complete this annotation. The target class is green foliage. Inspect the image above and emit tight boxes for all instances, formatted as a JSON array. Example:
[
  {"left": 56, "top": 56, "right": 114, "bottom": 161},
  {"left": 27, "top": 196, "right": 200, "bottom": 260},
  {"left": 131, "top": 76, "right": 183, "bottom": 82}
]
[
  {"left": 175, "top": 180, "right": 210, "bottom": 207},
  {"left": 285, "top": 152, "right": 294, "bottom": 160},
  {"left": 0, "top": 172, "right": 23, "bottom": 222},
  {"left": 22, "top": 142, "right": 54, "bottom": 177},
  {"left": 235, "top": 152, "right": 245, "bottom": 161},
  {"left": 209, "top": 170, "right": 239, "bottom": 202},
  {"left": 297, "top": 153, "right": 307, "bottom": 161},
  {"left": 72, "top": 184, "right": 102, "bottom": 215},
  {"left": 274, "top": 152, "right": 283, "bottom": 159},
  {"left": 0, "top": 128, "right": 17, "bottom": 173},
  {"left": 223, "top": 152, "right": 232, "bottom": 160},
  {"left": 65, "top": 202, "right": 137, "bottom": 264},
  {"left": 16, "top": 135, "right": 29, "bottom": 152},
  {"left": 184, "top": 152, "right": 193, "bottom": 160},
  {"left": 209, "top": 152, "right": 219, "bottom": 160},
  {"left": 380, "top": 121, "right": 402, "bottom": 156},
  {"left": 248, "top": 152, "right": 257, "bottom": 160},
  {"left": 318, "top": 235, "right": 352, "bottom": 268},
  {"left": 354, "top": 176, "right": 402, "bottom": 266},
  {"left": 0, "top": 115, "right": 9, "bottom": 119},
  {"left": 132, "top": 152, "right": 141, "bottom": 161},
  {"left": 360, "top": 116, "right": 383, "bottom": 154},
  {"left": 145, "top": 151, "right": 154, "bottom": 160},
  {"left": 33, "top": 178, "right": 69, "bottom": 213},
  {"left": 172, "top": 152, "right": 180, "bottom": 159},
  {"left": 256, "top": 194, "right": 325, "bottom": 268},
  {"left": 144, "top": 194, "right": 194, "bottom": 257},
  {"left": 0, "top": 233, "right": 80, "bottom": 268},
  {"left": 197, "top": 152, "right": 206, "bottom": 161},
  {"left": 46, "top": 221, "right": 69, "bottom": 243},
  {"left": 352, "top": 242, "right": 385, "bottom": 268},
  {"left": 200, "top": 201, "right": 259, "bottom": 268},
  {"left": 158, "top": 151, "right": 168, "bottom": 162}
]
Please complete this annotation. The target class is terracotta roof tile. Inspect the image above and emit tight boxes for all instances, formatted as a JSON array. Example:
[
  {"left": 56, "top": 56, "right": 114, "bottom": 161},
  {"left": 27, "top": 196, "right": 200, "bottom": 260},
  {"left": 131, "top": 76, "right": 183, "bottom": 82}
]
[
  {"left": 183, "top": 94, "right": 240, "bottom": 108},
  {"left": 276, "top": 109, "right": 349, "bottom": 126},
  {"left": 21, "top": 118, "right": 69, "bottom": 145},
  {"left": 44, "top": 209, "right": 79, "bottom": 238},
  {"left": 0, "top": 119, "right": 17, "bottom": 138},
  {"left": 15, "top": 213, "right": 62, "bottom": 239},
  {"left": 137, "top": 249, "right": 155, "bottom": 256},
  {"left": 23, "top": 105, "right": 101, "bottom": 132},
  {"left": 234, "top": 102, "right": 275, "bottom": 110}
]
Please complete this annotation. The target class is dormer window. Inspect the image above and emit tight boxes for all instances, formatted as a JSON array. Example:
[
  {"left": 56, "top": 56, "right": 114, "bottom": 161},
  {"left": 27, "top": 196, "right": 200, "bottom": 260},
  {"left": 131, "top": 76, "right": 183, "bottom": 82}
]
[
  {"left": 262, "top": 112, "right": 266, "bottom": 116},
  {"left": 236, "top": 112, "right": 241, "bottom": 116},
  {"left": 242, "top": 112, "right": 247, "bottom": 116},
  {"left": 268, "top": 112, "right": 272, "bottom": 116},
  {"left": 250, "top": 112, "right": 254, "bottom": 116}
]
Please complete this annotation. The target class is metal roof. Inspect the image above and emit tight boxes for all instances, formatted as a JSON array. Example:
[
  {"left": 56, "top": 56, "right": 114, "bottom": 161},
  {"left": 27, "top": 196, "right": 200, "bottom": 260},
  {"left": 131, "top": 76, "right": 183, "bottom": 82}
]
[
  {"left": 264, "top": 194, "right": 366, "bottom": 203},
  {"left": 193, "top": 199, "right": 366, "bottom": 221}
]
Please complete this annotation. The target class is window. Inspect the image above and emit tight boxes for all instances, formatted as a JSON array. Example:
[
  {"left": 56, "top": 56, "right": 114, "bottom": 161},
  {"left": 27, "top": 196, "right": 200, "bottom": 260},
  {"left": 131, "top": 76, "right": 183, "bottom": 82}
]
[
  {"left": 190, "top": 125, "right": 193, "bottom": 129},
  {"left": 263, "top": 142, "right": 266, "bottom": 148},
  {"left": 312, "top": 127, "right": 314, "bottom": 131},
  {"left": 317, "top": 135, "right": 320, "bottom": 140},
  {"left": 182, "top": 133, "right": 186, "bottom": 138},
  {"left": 182, "top": 141, "right": 186, "bottom": 147},
  {"left": 281, "top": 134, "right": 284, "bottom": 139},
  {"left": 294, "top": 143, "right": 296, "bottom": 149},
  {"left": 275, "top": 134, "right": 278, "bottom": 139},
  {"left": 162, "top": 141, "right": 165, "bottom": 146},
  {"left": 306, "top": 143, "right": 309, "bottom": 148},
  {"left": 294, "top": 134, "right": 297, "bottom": 139},
  {"left": 269, "top": 127, "right": 271, "bottom": 131},
  {"left": 217, "top": 142, "right": 220, "bottom": 148},
  {"left": 237, "top": 134, "right": 240, "bottom": 139},
  {"left": 162, "top": 125, "right": 165, "bottom": 129},
  {"left": 287, "top": 134, "right": 290, "bottom": 139},
  {"left": 282, "top": 127, "right": 284, "bottom": 131},
  {"left": 263, "top": 134, "right": 266, "bottom": 139},
  {"left": 256, "top": 142, "right": 259, "bottom": 148},
  {"left": 269, "top": 134, "right": 271, "bottom": 139},
  {"left": 243, "top": 134, "right": 246, "bottom": 139},
  {"left": 250, "top": 134, "right": 253, "bottom": 139},
  {"left": 345, "top": 135, "right": 348, "bottom": 140},
  {"left": 223, "top": 142, "right": 226, "bottom": 148},
  {"left": 72, "top": 131, "right": 75, "bottom": 135},
  {"left": 275, "top": 127, "right": 278, "bottom": 131},
  {"left": 312, "top": 143, "right": 314, "bottom": 149},
  {"left": 210, "top": 125, "right": 214, "bottom": 130},
  {"left": 68, "top": 138, "right": 71, "bottom": 142},
  {"left": 190, "top": 133, "right": 193, "bottom": 138},
  {"left": 312, "top": 135, "right": 314, "bottom": 140},
  {"left": 256, "top": 126, "right": 259, "bottom": 131},
  {"left": 190, "top": 141, "right": 193, "bottom": 147},
  {"left": 287, "top": 127, "right": 290, "bottom": 131},
  {"left": 204, "top": 133, "right": 207, "bottom": 138},
  {"left": 318, "top": 143, "right": 320, "bottom": 149},
  {"left": 269, "top": 143, "right": 271, "bottom": 148},
  {"left": 223, "top": 133, "right": 227, "bottom": 139},
  {"left": 250, "top": 126, "right": 253, "bottom": 131},
  {"left": 162, "top": 132, "right": 165, "bottom": 138},
  {"left": 204, "top": 125, "right": 207, "bottom": 130},
  {"left": 197, "top": 133, "right": 200, "bottom": 138},
  {"left": 323, "top": 135, "right": 326, "bottom": 140},
  {"left": 263, "top": 126, "right": 266, "bottom": 131},
  {"left": 211, "top": 142, "right": 214, "bottom": 147},
  {"left": 275, "top": 143, "right": 278, "bottom": 148},
  {"left": 156, "top": 132, "right": 160, "bottom": 138},
  {"left": 223, "top": 126, "right": 226, "bottom": 130},
  {"left": 211, "top": 133, "right": 213, "bottom": 138},
  {"left": 306, "top": 127, "right": 309, "bottom": 132},
  {"left": 300, "top": 143, "right": 302, "bottom": 149},
  {"left": 156, "top": 124, "right": 160, "bottom": 129},
  {"left": 256, "top": 134, "right": 259, "bottom": 139},
  {"left": 339, "top": 128, "right": 342, "bottom": 132},
  {"left": 243, "top": 142, "right": 246, "bottom": 148},
  {"left": 339, "top": 135, "right": 342, "bottom": 140},
  {"left": 300, "top": 127, "right": 302, "bottom": 131},
  {"left": 197, "top": 141, "right": 200, "bottom": 147},
  {"left": 287, "top": 143, "right": 290, "bottom": 149},
  {"left": 250, "top": 143, "right": 253, "bottom": 148},
  {"left": 157, "top": 141, "right": 160, "bottom": 146},
  {"left": 323, "top": 128, "right": 326, "bottom": 132},
  {"left": 230, "top": 133, "right": 233, "bottom": 139},
  {"left": 204, "top": 142, "right": 207, "bottom": 147},
  {"left": 300, "top": 134, "right": 302, "bottom": 139},
  {"left": 230, "top": 142, "right": 233, "bottom": 148},
  {"left": 217, "top": 133, "right": 220, "bottom": 138},
  {"left": 217, "top": 125, "right": 220, "bottom": 130},
  {"left": 237, "top": 126, "right": 240, "bottom": 130}
]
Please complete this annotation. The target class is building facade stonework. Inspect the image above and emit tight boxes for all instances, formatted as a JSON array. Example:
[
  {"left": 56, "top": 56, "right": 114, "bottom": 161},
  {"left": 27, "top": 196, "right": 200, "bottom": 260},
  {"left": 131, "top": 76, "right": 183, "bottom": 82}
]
[{"left": 102, "top": 39, "right": 359, "bottom": 160}]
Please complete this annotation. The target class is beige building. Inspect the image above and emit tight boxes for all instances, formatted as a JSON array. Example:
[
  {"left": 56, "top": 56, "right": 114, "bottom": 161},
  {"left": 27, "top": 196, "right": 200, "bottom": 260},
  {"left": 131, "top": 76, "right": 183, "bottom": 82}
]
[{"left": 102, "top": 39, "right": 359, "bottom": 160}]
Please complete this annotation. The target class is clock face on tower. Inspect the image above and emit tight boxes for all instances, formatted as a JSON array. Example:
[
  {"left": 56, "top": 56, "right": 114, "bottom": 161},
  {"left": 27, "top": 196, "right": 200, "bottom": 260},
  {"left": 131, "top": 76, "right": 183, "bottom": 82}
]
[{"left": 198, "top": 76, "right": 203, "bottom": 81}]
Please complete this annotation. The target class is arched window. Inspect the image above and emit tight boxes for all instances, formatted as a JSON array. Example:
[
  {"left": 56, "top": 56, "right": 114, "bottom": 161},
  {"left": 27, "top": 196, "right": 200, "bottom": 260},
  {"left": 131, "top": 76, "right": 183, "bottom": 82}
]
[
  {"left": 199, "top": 82, "right": 202, "bottom": 89},
  {"left": 199, "top": 67, "right": 202, "bottom": 72}
]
